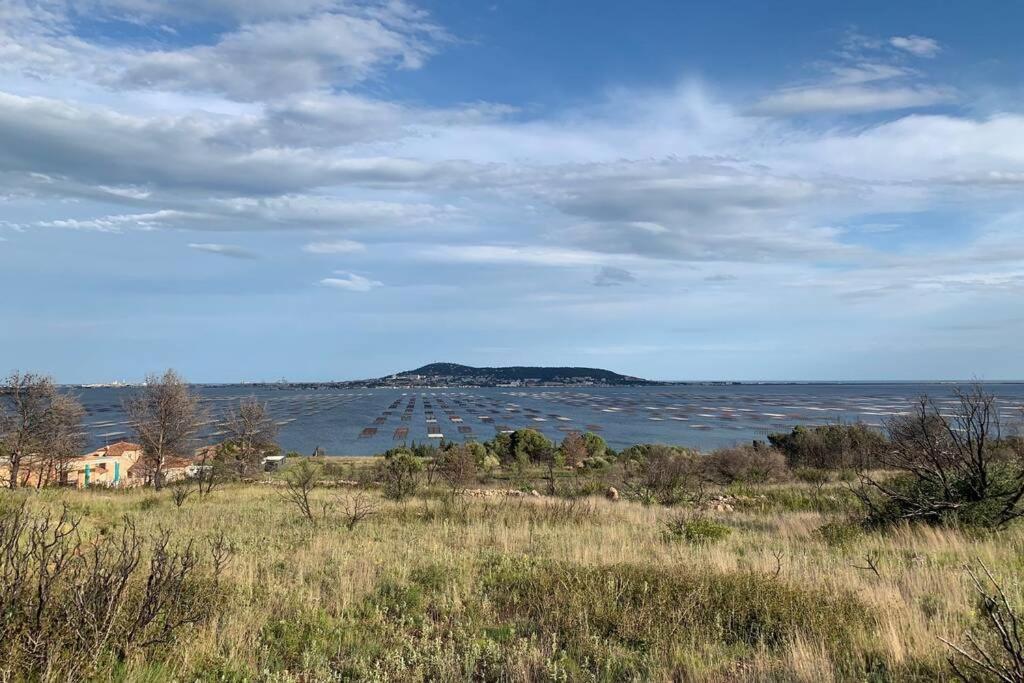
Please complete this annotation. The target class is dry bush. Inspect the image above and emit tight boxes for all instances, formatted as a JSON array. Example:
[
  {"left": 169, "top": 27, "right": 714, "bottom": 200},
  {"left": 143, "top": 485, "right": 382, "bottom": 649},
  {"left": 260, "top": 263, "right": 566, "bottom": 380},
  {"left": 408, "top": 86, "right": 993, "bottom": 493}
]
[
  {"left": 0, "top": 503, "right": 225, "bottom": 681},
  {"left": 339, "top": 490, "right": 378, "bottom": 531},
  {"left": 941, "top": 562, "right": 1024, "bottom": 682},
  {"left": 704, "top": 445, "right": 788, "bottom": 484},
  {"left": 859, "top": 385, "right": 1024, "bottom": 528},
  {"left": 277, "top": 459, "right": 321, "bottom": 524},
  {"left": 623, "top": 444, "right": 706, "bottom": 505}
]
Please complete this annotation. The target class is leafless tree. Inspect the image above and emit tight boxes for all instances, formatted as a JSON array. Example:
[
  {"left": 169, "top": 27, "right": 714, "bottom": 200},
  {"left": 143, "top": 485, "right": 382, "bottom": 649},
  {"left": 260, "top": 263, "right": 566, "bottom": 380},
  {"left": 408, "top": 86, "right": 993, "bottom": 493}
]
[
  {"left": 278, "top": 459, "right": 321, "bottom": 525},
  {"left": 220, "top": 398, "right": 279, "bottom": 477},
  {"left": 170, "top": 482, "right": 193, "bottom": 508},
  {"left": 0, "top": 372, "right": 84, "bottom": 489},
  {"left": 858, "top": 384, "right": 1024, "bottom": 527},
  {"left": 125, "top": 370, "right": 201, "bottom": 490},
  {"left": 37, "top": 393, "right": 86, "bottom": 488},
  {"left": 339, "top": 490, "right": 378, "bottom": 530}
]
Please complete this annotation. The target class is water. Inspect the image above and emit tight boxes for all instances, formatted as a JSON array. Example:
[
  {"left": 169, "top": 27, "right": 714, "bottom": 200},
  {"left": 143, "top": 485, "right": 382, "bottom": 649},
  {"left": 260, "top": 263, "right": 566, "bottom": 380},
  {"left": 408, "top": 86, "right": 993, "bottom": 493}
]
[{"left": 73, "top": 383, "right": 1024, "bottom": 455}]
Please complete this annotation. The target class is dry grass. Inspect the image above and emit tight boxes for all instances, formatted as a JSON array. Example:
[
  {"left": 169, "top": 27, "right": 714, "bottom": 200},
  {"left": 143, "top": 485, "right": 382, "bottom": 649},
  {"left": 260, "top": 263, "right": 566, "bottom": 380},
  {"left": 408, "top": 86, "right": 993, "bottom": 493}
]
[{"left": 3, "top": 476, "right": 1021, "bottom": 681}]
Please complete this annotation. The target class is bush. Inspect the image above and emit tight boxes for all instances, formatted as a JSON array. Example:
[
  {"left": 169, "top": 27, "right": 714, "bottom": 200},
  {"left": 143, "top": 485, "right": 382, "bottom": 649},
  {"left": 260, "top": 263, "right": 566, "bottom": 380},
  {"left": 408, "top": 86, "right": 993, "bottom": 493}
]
[
  {"left": 769, "top": 423, "right": 887, "bottom": 470},
  {"left": 434, "top": 444, "right": 477, "bottom": 492},
  {"left": 861, "top": 466, "right": 1024, "bottom": 529},
  {"left": 705, "top": 445, "right": 787, "bottom": 484},
  {"left": 859, "top": 386, "right": 1024, "bottom": 530},
  {"left": 380, "top": 452, "right": 422, "bottom": 501},
  {"left": 815, "top": 520, "right": 864, "bottom": 548},
  {"left": 0, "top": 503, "right": 226, "bottom": 680},
  {"left": 794, "top": 467, "right": 831, "bottom": 491},
  {"left": 662, "top": 513, "right": 733, "bottom": 545},
  {"left": 623, "top": 444, "right": 705, "bottom": 505}
]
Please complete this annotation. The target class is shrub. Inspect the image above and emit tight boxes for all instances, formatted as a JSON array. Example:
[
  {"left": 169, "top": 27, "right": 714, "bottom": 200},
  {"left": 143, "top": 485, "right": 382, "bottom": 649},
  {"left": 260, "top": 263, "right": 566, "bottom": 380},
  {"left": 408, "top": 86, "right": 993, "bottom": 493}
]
[
  {"left": 434, "top": 444, "right": 477, "bottom": 493},
  {"left": 794, "top": 467, "right": 831, "bottom": 491},
  {"left": 582, "top": 432, "right": 607, "bottom": 459},
  {"left": 769, "top": 422, "right": 887, "bottom": 470},
  {"left": 859, "top": 386, "right": 1024, "bottom": 529},
  {"left": 380, "top": 452, "right": 423, "bottom": 501},
  {"left": 705, "top": 445, "right": 788, "bottom": 484},
  {"left": 627, "top": 444, "right": 705, "bottom": 505},
  {"left": 861, "top": 466, "right": 1024, "bottom": 529},
  {"left": 662, "top": 513, "right": 732, "bottom": 546},
  {"left": 0, "top": 503, "right": 225, "bottom": 680},
  {"left": 815, "top": 520, "right": 864, "bottom": 548}
]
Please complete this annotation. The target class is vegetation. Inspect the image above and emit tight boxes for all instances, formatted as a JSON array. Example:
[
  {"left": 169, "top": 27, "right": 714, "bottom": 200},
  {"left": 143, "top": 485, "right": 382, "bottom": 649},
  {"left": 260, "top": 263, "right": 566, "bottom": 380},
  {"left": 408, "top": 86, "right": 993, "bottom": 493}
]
[{"left": 3, "top": 379, "right": 1024, "bottom": 680}]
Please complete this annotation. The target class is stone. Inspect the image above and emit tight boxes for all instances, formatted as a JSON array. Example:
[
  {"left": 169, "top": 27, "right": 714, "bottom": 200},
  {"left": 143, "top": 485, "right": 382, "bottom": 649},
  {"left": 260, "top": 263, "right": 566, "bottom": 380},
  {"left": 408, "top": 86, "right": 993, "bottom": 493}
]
[{"left": 605, "top": 486, "right": 620, "bottom": 502}]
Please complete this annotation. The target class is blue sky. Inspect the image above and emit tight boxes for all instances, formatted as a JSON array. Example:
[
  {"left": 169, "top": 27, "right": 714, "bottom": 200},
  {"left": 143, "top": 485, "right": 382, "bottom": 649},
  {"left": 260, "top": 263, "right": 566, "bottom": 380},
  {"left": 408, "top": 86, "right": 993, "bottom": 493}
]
[{"left": 1, "top": 1, "right": 1023, "bottom": 383}]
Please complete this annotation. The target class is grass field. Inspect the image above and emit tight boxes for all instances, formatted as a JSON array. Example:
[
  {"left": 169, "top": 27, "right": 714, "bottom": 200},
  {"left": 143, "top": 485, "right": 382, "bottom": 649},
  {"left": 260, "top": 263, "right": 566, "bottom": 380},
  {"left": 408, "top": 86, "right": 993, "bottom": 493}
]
[{"left": 3, "top": 459, "right": 1021, "bottom": 682}]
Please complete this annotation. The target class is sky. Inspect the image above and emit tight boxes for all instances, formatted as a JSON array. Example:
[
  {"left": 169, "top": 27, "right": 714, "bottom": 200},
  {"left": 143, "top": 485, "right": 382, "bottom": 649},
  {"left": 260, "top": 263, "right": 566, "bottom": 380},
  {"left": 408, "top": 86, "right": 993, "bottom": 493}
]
[{"left": 1, "top": 1, "right": 1023, "bottom": 383}]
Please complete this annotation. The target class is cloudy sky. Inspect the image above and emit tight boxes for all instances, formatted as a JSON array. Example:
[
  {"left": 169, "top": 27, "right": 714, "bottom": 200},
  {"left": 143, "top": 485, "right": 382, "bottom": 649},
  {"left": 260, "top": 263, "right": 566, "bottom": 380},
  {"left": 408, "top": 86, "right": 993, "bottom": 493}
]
[{"left": 1, "top": 1, "right": 1022, "bottom": 382}]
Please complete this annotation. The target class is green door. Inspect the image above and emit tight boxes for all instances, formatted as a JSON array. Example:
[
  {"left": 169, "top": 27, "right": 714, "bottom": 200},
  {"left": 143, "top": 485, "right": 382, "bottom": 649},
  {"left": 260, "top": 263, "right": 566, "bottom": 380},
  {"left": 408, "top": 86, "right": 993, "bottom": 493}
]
[
  {"left": 114, "top": 461, "right": 120, "bottom": 483},
  {"left": 84, "top": 464, "right": 90, "bottom": 487}
]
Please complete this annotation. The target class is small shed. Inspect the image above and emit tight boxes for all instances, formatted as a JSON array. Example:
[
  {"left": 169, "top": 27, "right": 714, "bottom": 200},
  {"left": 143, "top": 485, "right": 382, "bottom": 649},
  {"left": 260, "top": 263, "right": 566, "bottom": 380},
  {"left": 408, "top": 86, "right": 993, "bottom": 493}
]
[{"left": 263, "top": 454, "right": 286, "bottom": 472}]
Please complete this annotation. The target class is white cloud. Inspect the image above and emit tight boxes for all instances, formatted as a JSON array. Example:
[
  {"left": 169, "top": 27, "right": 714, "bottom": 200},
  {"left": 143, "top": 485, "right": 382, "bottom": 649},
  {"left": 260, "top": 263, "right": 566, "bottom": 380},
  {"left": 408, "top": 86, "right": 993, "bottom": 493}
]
[
  {"left": 320, "top": 272, "right": 382, "bottom": 291},
  {"left": 753, "top": 84, "right": 953, "bottom": 115},
  {"left": 187, "top": 242, "right": 257, "bottom": 258},
  {"left": 890, "top": 35, "right": 941, "bottom": 58},
  {"left": 0, "top": 1, "right": 448, "bottom": 102},
  {"left": 417, "top": 245, "right": 629, "bottom": 267},
  {"left": 302, "top": 239, "right": 366, "bottom": 254}
]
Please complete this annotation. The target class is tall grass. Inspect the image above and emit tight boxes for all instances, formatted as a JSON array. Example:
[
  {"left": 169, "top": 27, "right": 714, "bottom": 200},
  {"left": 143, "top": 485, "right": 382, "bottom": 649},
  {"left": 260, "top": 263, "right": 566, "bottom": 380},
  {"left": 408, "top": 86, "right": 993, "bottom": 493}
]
[{"left": 0, "top": 475, "right": 1020, "bottom": 681}]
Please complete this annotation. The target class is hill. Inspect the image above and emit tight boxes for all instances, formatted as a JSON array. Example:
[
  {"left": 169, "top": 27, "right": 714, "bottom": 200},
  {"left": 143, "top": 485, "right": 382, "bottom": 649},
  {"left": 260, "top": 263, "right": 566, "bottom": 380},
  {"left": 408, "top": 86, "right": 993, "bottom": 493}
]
[{"left": 376, "top": 362, "right": 657, "bottom": 387}]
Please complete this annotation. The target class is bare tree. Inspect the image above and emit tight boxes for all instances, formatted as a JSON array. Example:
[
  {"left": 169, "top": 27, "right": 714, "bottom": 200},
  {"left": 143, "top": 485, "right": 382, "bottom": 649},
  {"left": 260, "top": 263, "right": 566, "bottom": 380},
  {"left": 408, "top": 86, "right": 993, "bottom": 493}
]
[
  {"left": 859, "top": 384, "right": 1024, "bottom": 527},
  {"left": 220, "top": 398, "right": 279, "bottom": 478},
  {"left": 170, "top": 482, "right": 193, "bottom": 508},
  {"left": 125, "top": 370, "right": 200, "bottom": 490},
  {"left": 339, "top": 490, "right": 378, "bottom": 530},
  {"left": 0, "top": 372, "right": 84, "bottom": 489},
  {"left": 38, "top": 393, "right": 86, "bottom": 488},
  {"left": 278, "top": 459, "right": 321, "bottom": 525}
]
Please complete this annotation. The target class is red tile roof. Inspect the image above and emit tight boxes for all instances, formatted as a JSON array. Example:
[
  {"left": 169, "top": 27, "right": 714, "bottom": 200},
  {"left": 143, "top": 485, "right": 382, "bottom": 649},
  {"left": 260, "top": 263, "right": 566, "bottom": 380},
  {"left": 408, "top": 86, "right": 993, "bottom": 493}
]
[{"left": 105, "top": 441, "right": 142, "bottom": 457}]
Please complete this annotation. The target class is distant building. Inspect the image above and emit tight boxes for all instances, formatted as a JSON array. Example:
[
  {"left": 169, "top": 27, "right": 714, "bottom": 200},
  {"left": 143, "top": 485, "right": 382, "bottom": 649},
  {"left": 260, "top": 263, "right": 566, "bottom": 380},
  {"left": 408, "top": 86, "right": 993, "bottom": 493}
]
[
  {"left": 64, "top": 441, "right": 143, "bottom": 487},
  {"left": 262, "top": 454, "right": 286, "bottom": 471}
]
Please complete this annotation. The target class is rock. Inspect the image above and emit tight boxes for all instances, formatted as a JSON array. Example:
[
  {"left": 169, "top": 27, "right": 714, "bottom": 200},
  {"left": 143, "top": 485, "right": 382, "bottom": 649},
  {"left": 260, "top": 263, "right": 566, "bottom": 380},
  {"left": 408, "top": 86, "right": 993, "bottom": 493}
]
[
  {"left": 530, "top": 489, "right": 541, "bottom": 497},
  {"left": 605, "top": 486, "right": 620, "bottom": 502}
]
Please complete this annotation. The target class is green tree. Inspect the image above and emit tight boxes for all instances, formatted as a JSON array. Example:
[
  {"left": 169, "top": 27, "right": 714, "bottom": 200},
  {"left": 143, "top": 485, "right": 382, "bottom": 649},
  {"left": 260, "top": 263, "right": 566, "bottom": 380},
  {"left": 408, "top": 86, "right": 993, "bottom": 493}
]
[{"left": 380, "top": 452, "right": 422, "bottom": 501}]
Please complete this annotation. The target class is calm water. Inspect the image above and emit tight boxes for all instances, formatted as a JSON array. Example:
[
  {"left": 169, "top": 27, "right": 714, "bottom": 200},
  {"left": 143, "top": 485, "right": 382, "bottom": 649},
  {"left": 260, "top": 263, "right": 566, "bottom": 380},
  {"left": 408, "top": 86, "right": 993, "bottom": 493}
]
[{"left": 74, "top": 383, "right": 1024, "bottom": 455}]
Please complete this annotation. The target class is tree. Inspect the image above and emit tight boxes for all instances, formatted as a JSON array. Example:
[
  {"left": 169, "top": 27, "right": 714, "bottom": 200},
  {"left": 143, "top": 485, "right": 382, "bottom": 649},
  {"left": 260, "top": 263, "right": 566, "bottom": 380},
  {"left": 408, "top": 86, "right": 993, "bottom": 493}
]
[
  {"left": 859, "top": 385, "right": 1024, "bottom": 528},
  {"left": 126, "top": 370, "right": 200, "bottom": 490},
  {"left": 560, "top": 432, "right": 588, "bottom": 469},
  {"left": 221, "top": 398, "right": 279, "bottom": 477},
  {"left": 769, "top": 422, "right": 887, "bottom": 470},
  {"left": 0, "top": 372, "right": 84, "bottom": 489},
  {"left": 582, "top": 432, "right": 607, "bottom": 459},
  {"left": 537, "top": 441, "right": 563, "bottom": 495},
  {"left": 278, "top": 459, "right": 321, "bottom": 525},
  {"left": 435, "top": 444, "right": 477, "bottom": 495},
  {"left": 380, "top": 451, "right": 422, "bottom": 500},
  {"left": 38, "top": 393, "right": 86, "bottom": 488}
]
